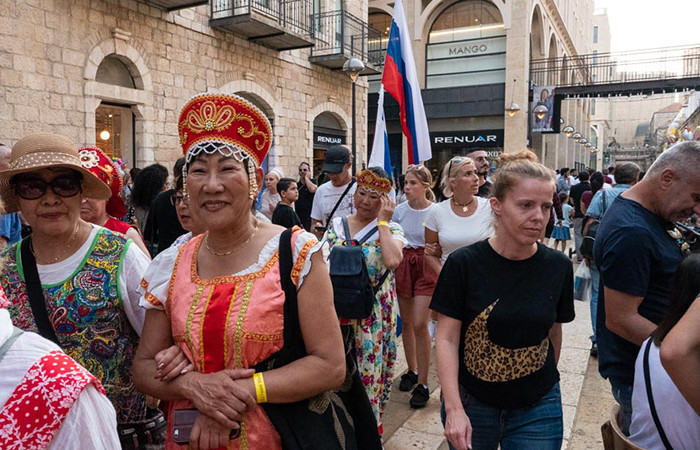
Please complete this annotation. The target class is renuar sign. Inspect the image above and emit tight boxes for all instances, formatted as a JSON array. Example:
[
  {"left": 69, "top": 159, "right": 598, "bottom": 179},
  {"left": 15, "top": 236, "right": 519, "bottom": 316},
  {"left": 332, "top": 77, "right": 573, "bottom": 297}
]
[{"left": 430, "top": 130, "right": 504, "bottom": 149}]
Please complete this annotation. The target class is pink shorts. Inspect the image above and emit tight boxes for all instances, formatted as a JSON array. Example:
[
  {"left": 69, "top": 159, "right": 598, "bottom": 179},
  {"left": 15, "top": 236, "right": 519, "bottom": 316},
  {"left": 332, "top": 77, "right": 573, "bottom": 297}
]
[{"left": 395, "top": 247, "right": 438, "bottom": 298}]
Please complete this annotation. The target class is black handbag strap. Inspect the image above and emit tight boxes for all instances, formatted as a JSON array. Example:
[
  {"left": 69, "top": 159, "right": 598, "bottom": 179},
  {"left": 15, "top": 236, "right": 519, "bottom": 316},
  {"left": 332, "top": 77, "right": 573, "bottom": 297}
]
[
  {"left": 20, "top": 237, "right": 59, "bottom": 344},
  {"left": 323, "top": 179, "right": 355, "bottom": 233},
  {"left": 278, "top": 228, "right": 304, "bottom": 356},
  {"left": 643, "top": 339, "right": 673, "bottom": 450}
]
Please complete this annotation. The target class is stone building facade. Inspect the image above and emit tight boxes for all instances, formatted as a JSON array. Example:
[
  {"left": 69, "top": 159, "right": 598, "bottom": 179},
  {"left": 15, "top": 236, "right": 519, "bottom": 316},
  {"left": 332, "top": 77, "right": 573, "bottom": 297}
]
[
  {"left": 367, "top": 0, "right": 595, "bottom": 172},
  {"left": 0, "top": 0, "right": 372, "bottom": 177}
]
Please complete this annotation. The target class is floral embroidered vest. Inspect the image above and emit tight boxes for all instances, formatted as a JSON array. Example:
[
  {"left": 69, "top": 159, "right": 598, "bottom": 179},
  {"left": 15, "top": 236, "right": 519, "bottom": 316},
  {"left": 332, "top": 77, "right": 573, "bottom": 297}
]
[{"left": 1, "top": 230, "right": 146, "bottom": 423}]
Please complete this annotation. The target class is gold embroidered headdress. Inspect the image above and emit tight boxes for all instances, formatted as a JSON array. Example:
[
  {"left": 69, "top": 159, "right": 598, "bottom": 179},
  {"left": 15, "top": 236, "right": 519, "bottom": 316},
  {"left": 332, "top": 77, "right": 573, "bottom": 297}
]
[
  {"left": 178, "top": 93, "right": 272, "bottom": 198},
  {"left": 356, "top": 169, "right": 392, "bottom": 195}
]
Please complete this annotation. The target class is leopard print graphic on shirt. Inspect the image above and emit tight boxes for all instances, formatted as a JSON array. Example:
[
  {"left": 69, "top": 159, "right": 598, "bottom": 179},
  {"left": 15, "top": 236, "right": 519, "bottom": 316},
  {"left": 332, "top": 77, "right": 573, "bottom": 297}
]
[{"left": 463, "top": 299, "right": 549, "bottom": 382}]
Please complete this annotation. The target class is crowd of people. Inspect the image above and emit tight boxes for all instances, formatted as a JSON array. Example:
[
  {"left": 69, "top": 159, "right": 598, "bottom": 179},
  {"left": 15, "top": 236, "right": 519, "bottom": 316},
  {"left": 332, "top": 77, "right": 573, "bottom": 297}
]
[{"left": 0, "top": 93, "right": 698, "bottom": 450}]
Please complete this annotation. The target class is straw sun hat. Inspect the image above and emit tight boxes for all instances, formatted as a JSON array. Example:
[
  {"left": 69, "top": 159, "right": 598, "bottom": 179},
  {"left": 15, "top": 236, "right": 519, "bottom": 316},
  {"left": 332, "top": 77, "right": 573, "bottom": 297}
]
[{"left": 0, "top": 133, "right": 111, "bottom": 213}]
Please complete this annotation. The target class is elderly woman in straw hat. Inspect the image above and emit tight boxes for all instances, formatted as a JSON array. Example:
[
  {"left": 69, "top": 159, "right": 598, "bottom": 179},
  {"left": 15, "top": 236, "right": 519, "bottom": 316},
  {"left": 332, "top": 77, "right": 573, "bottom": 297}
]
[
  {"left": 0, "top": 133, "right": 164, "bottom": 448},
  {"left": 133, "top": 93, "right": 369, "bottom": 450}
]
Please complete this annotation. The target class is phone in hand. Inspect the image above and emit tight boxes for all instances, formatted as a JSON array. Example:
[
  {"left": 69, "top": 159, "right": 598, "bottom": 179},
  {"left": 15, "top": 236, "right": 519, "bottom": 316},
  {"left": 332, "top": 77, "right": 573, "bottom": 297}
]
[{"left": 171, "top": 409, "right": 240, "bottom": 445}]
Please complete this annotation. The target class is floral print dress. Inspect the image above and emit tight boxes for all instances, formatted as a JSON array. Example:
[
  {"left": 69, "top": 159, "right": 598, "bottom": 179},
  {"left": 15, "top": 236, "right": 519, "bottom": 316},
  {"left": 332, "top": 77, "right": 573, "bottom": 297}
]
[{"left": 325, "top": 217, "right": 406, "bottom": 432}]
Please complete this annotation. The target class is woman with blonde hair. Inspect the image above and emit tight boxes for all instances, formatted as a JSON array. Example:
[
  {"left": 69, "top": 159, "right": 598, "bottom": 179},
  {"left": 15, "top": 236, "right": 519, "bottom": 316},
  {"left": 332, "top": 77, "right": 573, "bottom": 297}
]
[
  {"left": 424, "top": 156, "right": 494, "bottom": 279},
  {"left": 432, "top": 154, "right": 575, "bottom": 450},
  {"left": 392, "top": 165, "right": 438, "bottom": 408}
]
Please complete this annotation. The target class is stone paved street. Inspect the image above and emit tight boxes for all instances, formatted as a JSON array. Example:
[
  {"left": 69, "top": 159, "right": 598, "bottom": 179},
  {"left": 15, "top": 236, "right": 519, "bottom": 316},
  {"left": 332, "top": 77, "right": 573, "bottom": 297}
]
[{"left": 382, "top": 294, "right": 613, "bottom": 449}]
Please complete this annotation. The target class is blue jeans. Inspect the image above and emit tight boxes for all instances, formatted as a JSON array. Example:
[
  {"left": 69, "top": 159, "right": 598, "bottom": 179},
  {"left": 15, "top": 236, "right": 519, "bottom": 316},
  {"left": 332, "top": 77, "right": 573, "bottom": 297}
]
[
  {"left": 441, "top": 383, "right": 563, "bottom": 450},
  {"left": 589, "top": 263, "right": 600, "bottom": 343},
  {"left": 609, "top": 377, "right": 633, "bottom": 436}
]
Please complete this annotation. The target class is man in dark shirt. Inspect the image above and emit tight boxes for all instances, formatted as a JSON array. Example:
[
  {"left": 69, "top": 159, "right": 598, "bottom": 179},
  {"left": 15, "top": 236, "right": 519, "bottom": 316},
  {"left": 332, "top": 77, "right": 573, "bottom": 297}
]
[
  {"left": 295, "top": 162, "right": 317, "bottom": 231},
  {"left": 569, "top": 171, "right": 590, "bottom": 262},
  {"left": 272, "top": 178, "right": 302, "bottom": 229},
  {"left": 144, "top": 158, "right": 186, "bottom": 255},
  {"left": 594, "top": 140, "right": 700, "bottom": 435},
  {"left": 465, "top": 149, "right": 491, "bottom": 197}
]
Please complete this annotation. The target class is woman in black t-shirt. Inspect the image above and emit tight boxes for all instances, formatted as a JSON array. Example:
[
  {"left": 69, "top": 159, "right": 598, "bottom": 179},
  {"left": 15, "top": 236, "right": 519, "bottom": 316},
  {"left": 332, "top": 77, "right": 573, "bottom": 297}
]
[{"left": 431, "top": 152, "right": 575, "bottom": 450}]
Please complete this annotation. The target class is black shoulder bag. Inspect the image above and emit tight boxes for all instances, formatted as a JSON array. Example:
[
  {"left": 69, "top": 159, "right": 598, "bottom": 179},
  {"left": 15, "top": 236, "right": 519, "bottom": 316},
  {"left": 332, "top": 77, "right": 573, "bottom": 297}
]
[
  {"left": 643, "top": 339, "right": 673, "bottom": 450},
  {"left": 20, "top": 237, "right": 60, "bottom": 344},
  {"left": 252, "top": 229, "right": 381, "bottom": 450},
  {"left": 319, "top": 179, "right": 355, "bottom": 235}
]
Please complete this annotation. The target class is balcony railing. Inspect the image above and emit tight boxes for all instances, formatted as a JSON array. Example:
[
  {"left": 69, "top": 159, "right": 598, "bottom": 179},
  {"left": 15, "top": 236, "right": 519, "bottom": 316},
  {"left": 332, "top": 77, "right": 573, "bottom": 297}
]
[
  {"left": 137, "top": 0, "right": 206, "bottom": 11},
  {"left": 309, "top": 10, "right": 383, "bottom": 73},
  {"left": 210, "top": 0, "right": 314, "bottom": 50}
]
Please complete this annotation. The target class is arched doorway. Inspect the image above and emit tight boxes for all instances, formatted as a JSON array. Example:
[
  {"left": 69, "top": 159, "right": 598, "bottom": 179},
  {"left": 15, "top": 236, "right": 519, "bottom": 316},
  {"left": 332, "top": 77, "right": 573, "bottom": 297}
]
[
  {"left": 313, "top": 112, "right": 347, "bottom": 176},
  {"left": 94, "top": 56, "right": 137, "bottom": 168},
  {"left": 426, "top": 0, "right": 506, "bottom": 89}
]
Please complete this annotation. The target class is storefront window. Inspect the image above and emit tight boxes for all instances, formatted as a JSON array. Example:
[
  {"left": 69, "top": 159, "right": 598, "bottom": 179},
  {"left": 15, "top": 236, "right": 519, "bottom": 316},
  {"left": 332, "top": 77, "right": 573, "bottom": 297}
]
[
  {"left": 95, "top": 104, "right": 134, "bottom": 169},
  {"left": 426, "top": 0, "right": 505, "bottom": 89}
]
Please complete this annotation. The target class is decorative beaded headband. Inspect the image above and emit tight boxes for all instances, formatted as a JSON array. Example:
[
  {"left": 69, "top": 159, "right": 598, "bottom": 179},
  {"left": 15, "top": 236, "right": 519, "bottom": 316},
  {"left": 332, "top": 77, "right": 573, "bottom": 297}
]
[{"left": 356, "top": 169, "right": 392, "bottom": 195}]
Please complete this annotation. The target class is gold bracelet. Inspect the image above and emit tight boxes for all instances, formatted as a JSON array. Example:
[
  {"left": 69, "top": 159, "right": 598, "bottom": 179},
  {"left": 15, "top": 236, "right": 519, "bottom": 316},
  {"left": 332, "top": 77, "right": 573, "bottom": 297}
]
[
  {"left": 377, "top": 221, "right": 390, "bottom": 227},
  {"left": 253, "top": 372, "right": 267, "bottom": 403}
]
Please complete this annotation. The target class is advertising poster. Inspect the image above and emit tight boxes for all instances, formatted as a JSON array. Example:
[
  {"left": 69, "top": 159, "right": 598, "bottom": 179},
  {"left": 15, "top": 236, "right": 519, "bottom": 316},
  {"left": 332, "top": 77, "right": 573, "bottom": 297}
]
[{"left": 531, "top": 85, "right": 557, "bottom": 133}]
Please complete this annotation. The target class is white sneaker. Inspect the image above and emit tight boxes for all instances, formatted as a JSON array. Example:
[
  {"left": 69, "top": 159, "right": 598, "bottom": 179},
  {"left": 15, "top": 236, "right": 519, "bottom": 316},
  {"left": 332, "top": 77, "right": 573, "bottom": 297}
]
[{"left": 428, "top": 319, "right": 438, "bottom": 340}]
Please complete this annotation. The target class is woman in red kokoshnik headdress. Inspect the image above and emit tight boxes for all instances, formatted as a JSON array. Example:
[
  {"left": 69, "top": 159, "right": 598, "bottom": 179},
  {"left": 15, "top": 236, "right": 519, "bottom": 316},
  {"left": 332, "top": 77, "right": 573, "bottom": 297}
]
[{"left": 132, "top": 93, "right": 369, "bottom": 450}]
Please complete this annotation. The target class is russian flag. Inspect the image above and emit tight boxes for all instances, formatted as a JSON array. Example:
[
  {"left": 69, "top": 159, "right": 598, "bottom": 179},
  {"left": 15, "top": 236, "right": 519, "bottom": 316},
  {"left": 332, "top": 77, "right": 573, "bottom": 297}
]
[
  {"left": 382, "top": 0, "right": 431, "bottom": 165},
  {"left": 369, "top": 87, "right": 393, "bottom": 176}
]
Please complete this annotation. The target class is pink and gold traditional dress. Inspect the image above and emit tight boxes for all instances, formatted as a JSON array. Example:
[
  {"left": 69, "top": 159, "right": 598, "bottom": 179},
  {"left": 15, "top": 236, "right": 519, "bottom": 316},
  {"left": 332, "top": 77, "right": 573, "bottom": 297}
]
[{"left": 140, "top": 228, "right": 322, "bottom": 450}]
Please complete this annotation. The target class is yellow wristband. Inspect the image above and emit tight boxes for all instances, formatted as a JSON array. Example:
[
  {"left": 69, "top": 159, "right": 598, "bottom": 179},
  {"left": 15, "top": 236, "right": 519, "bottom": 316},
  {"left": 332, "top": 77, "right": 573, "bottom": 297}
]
[
  {"left": 253, "top": 372, "right": 267, "bottom": 404},
  {"left": 377, "top": 221, "right": 390, "bottom": 227}
]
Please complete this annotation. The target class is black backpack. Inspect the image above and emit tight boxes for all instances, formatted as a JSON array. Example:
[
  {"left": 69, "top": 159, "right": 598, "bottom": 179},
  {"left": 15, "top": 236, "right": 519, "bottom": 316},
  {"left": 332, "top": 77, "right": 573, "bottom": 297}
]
[
  {"left": 579, "top": 190, "right": 608, "bottom": 260},
  {"left": 329, "top": 217, "right": 390, "bottom": 319}
]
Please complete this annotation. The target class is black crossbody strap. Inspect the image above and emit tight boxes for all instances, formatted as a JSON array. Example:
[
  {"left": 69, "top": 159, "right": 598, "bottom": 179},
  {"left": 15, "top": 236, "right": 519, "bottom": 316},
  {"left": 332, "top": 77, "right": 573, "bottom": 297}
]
[
  {"left": 342, "top": 217, "right": 353, "bottom": 243},
  {"left": 278, "top": 228, "right": 304, "bottom": 355},
  {"left": 323, "top": 179, "right": 355, "bottom": 233},
  {"left": 358, "top": 226, "right": 379, "bottom": 245},
  {"left": 643, "top": 339, "right": 673, "bottom": 450},
  {"left": 20, "top": 238, "right": 60, "bottom": 344}
]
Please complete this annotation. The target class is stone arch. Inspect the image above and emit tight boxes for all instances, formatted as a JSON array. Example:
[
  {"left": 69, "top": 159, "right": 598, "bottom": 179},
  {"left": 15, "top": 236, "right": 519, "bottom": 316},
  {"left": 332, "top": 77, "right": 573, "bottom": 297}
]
[
  {"left": 419, "top": 0, "right": 510, "bottom": 42},
  {"left": 530, "top": 4, "right": 545, "bottom": 60},
  {"left": 217, "top": 79, "right": 279, "bottom": 121},
  {"left": 306, "top": 102, "right": 350, "bottom": 162},
  {"left": 83, "top": 36, "right": 155, "bottom": 167},
  {"left": 369, "top": 4, "right": 393, "bottom": 16},
  {"left": 84, "top": 38, "right": 152, "bottom": 91},
  {"left": 547, "top": 34, "right": 558, "bottom": 85},
  {"left": 216, "top": 79, "right": 280, "bottom": 168}
]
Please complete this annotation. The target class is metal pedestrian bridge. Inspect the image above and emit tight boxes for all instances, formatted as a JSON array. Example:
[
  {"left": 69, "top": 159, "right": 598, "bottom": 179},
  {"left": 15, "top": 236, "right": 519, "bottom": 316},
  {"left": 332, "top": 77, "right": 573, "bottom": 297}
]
[{"left": 531, "top": 44, "right": 700, "bottom": 98}]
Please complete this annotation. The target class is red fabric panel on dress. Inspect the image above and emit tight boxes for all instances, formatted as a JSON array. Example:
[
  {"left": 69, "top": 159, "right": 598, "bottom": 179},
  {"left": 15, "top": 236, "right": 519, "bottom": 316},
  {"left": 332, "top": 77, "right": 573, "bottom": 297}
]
[{"left": 201, "top": 283, "right": 236, "bottom": 373}]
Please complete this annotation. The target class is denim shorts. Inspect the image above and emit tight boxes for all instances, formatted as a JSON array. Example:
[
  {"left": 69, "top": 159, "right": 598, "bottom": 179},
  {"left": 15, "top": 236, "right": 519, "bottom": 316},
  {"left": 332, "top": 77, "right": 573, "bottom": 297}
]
[{"left": 440, "top": 383, "right": 563, "bottom": 450}]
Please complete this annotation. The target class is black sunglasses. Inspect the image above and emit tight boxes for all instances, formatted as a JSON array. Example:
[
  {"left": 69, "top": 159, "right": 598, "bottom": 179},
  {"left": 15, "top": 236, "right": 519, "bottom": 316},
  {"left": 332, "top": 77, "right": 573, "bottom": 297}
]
[{"left": 13, "top": 175, "right": 82, "bottom": 200}]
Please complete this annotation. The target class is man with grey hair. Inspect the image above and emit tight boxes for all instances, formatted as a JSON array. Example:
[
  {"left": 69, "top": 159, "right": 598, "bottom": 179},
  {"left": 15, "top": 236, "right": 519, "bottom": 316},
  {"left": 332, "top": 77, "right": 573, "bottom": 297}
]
[
  {"left": 593, "top": 141, "right": 700, "bottom": 435},
  {"left": 0, "top": 144, "right": 22, "bottom": 248}
]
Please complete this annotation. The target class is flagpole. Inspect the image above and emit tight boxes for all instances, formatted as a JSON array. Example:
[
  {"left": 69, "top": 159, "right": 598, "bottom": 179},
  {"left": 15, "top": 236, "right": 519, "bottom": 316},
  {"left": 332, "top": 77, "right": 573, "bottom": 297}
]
[{"left": 351, "top": 82, "right": 356, "bottom": 175}]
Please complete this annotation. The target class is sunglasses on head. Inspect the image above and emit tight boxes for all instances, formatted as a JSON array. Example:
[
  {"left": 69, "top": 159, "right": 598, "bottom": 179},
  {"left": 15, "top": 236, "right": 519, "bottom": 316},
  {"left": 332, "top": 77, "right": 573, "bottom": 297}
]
[
  {"left": 447, "top": 156, "right": 467, "bottom": 177},
  {"left": 12, "top": 174, "right": 83, "bottom": 200}
]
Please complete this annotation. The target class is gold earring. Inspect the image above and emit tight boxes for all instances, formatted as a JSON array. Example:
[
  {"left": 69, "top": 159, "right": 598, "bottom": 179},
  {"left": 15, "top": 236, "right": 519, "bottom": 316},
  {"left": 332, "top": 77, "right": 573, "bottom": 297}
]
[{"left": 247, "top": 162, "right": 257, "bottom": 199}]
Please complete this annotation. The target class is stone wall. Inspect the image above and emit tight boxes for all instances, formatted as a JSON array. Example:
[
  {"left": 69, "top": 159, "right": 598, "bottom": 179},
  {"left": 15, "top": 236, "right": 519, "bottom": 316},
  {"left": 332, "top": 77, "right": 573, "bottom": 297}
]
[{"left": 0, "top": 0, "right": 368, "bottom": 176}]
